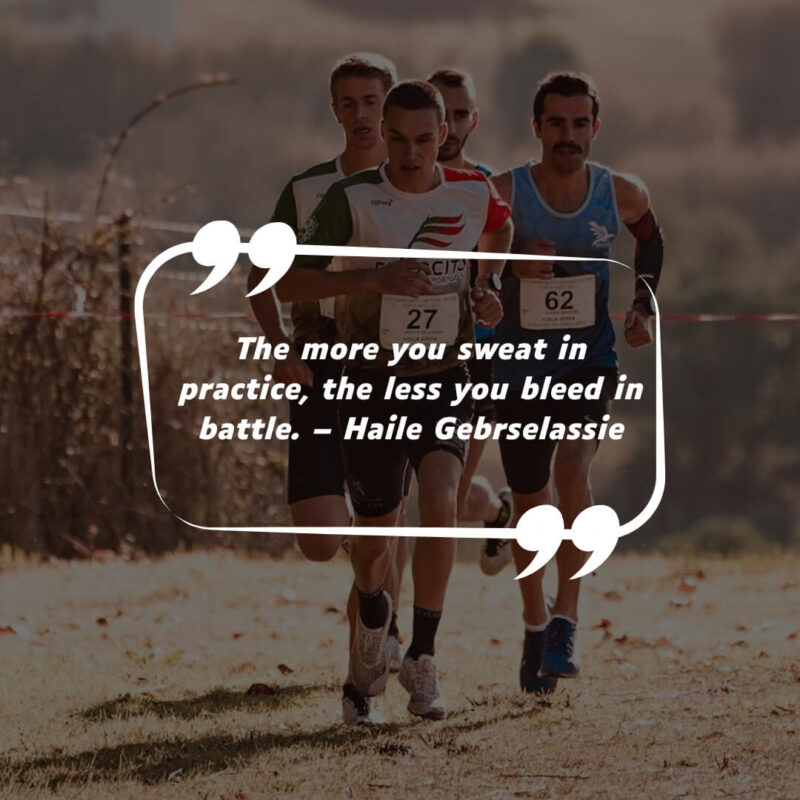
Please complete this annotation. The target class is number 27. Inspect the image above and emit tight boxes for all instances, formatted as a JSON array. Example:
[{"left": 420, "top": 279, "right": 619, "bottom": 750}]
[{"left": 408, "top": 308, "right": 437, "bottom": 329}]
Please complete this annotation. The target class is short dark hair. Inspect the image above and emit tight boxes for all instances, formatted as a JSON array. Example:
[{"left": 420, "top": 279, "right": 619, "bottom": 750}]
[
  {"left": 383, "top": 80, "right": 445, "bottom": 124},
  {"left": 329, "top": 52, "right": 397, "bottom": 100},
  {"left": 532, "top": 71, "right": 600, "bottom": 125},
  {"left": 427, "top": 68, "right": 476, "bottom": 104}
]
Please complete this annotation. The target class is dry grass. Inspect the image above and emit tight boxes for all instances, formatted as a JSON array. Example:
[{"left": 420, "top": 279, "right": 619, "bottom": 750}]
[{"left": 1, "top": 550, "right": 799, "bottom": 798}]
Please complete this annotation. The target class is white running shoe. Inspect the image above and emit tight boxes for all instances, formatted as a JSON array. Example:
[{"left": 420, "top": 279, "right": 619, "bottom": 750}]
[
  {"left": 387, "top": 633, "right": 402, "bottom": 673},
  {"left": 350, "top": 591, "right": 392, "bottom": 697},
  {"left": 480, "top": 537, "right": 513, "bottom": 576},
  {"left": 398, "top": 654, "right": 446, "bottom": 720},
  {"left": 341, "top": 686, "right": 387, "bottom": 726}
]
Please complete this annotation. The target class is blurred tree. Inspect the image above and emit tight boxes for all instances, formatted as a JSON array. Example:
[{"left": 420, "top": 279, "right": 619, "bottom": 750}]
[
  {"left": 718, "top": 3, "right": 800, "bottom": 140},
  {"left": 493, "top": 33, "right": 579, "bottom": 146}
]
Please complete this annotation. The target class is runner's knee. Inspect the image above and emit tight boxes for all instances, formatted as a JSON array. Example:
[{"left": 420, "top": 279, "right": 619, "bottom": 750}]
[{"left": 295, "top": 534, "right": 342, "bottom": 562}]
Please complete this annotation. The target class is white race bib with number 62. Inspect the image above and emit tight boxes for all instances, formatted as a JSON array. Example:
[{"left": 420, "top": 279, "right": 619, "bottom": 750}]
[
  {"left": 380, "top": 293, "right": 459, "bottom": 348},
  {"left": 520, "top": 274, "right": 595, "bottom": 330}
]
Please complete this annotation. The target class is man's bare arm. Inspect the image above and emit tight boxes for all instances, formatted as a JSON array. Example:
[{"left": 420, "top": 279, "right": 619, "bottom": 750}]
[{"left": 477, "top": 216, "right": 513, "bottom": 281}]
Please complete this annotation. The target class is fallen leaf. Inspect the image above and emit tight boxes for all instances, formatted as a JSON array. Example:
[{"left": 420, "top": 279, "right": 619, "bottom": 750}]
[
  {"left": 325, "top": 606, "right": 340, "bottom": 614},
  {"left": 163, "top": 651, "right": 184, "bottom": 665},
  {"left": 490, "top": 638, "right": 501, "bottom": 646},
  {"left": 758, "top": 651, "right": 769, "bottom": 658},
  {"left": 592, "top": 619, "right": 612, "bottom": 629},
  {"left": 278, "top": 663, "right": 294, "bottom": 674},
  {"left": 96, "top": 617, "right": 108, "bottom": 626},
  {"left": 246, "top": 683, "right": 276, "bottom": 696},
  {"left": 603, "top": 590, "right": 623, "bottom": 601},
  {"left": 232, "top": 632, "right": 243, "bottom": 640},
  {"left": 790, "top": 665, "right": 800, "bottom": 682},
  {"left": 614, "top": 634, "right": 628, "bottom": 644},
  {"left": 731, "top": 640, "right": 749, "bottom": 648},
  {"left": 669, "top": 596, "right": 691, "bottom": 608},
  {"left": 787, "top": 631, "right": 798, "bottom": 641},
  {"left": 0, "top": 626, "right": 15, "bottom": 634},
  {"left": 678, "top": 578, "right": 697, "bottom": 594},
  {"left": 735, "top": 624, "right": 748, "bottom": 632},
  {"left": 654, "top": 636, "right": 681, "bottom": 652},
  {"left": 231, "top": 662, "right": 255, "bottom": 674}
]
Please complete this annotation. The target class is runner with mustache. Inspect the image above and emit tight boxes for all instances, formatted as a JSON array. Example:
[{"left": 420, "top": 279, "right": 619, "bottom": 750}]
[{"left": 490, "top": 72, "right": 664, "bottom": 692}]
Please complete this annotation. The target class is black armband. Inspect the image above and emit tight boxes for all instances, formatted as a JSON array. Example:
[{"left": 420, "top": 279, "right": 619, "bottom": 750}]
[{"left": 626, "top": 209, "right": 664, "bottom": 294}]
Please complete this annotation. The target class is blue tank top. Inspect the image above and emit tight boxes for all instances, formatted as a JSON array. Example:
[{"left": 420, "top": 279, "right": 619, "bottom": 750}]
[{"left": 495, "top": 162, "right": 620, "bottom": 386}]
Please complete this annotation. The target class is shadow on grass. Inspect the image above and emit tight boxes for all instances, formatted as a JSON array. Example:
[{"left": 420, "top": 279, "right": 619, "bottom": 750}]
[
  {"left": 81, "top": 683, "right": 335, "bottom": 722},
  {"left": 5, "top": 695, "right": 550, "bottom": 788}
]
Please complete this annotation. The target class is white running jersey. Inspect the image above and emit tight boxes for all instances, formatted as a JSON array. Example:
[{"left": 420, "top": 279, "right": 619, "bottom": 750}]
[{"left": 296, "top": 163, "right": 510, "bottom": 375}]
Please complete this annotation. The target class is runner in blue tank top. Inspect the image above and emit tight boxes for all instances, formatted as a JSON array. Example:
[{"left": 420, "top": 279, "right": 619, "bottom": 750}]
[
  {"left": 428, "top": 68, "right": 514, "bottom": 545},
  {"left": 489, "top": 72, "right": 664, "bottom": 693}
]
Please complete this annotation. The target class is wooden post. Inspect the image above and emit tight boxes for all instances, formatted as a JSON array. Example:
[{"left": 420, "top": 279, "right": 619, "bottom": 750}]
[{"left": 116, "top": 213, "right": 133, "bottom": 547}]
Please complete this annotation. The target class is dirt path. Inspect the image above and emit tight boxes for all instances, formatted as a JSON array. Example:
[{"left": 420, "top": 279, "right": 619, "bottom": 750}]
[{"left": 1, "top": 551, "right": 798, "bottom": 798}]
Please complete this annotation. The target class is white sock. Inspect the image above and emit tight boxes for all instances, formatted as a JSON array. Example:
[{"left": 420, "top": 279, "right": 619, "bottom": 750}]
[{"left": 524, "top": 621, "right": 548, "bottom": 633}]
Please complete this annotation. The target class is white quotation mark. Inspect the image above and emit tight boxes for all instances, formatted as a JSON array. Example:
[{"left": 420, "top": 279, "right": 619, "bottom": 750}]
[{"left": 189, "top": 220, "right": 297, "bottom": 297}]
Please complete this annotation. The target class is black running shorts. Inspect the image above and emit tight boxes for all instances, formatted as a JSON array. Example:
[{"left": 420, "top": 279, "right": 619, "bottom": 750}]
[
  {"left": 338, "top": 365, "right": 473, "bottom": 518},
  {"left": 495, "top": 366, "right": 618, "bottom": 495},
  {"left": 287, "top": 358, "right": 346, "bottom": 504}
]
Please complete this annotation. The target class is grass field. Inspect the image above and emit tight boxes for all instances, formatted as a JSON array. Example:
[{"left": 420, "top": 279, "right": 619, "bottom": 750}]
[{"left": 1, "top": 549, "right": 799, "bottom": 799}]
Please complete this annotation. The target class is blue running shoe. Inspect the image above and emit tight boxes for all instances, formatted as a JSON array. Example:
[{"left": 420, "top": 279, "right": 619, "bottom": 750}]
[
  {"left": 520, "top": 629, "right": 558, "bottom": 694},
  {"left": 540, "top": 616, "right": 580, "bottom": 678}
]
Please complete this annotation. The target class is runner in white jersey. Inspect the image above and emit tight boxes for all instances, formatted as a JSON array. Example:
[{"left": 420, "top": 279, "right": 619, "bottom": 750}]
[
  {"left": 428, "top": 68, "right": 514, "bottom": 563},
  {"left": 247, "top": 53, "right": 409, "bottom": 725},
  {"left": 491, "top": 72, "right": 663, "bottom": 693},
  {"left": 277, "top": 81, "right": 512, "bottom": 720}
]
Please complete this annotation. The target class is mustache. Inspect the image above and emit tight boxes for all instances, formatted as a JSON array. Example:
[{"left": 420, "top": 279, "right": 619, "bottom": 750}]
[{"left": 554, "top": 143, "right": 582, "bottom": 152}]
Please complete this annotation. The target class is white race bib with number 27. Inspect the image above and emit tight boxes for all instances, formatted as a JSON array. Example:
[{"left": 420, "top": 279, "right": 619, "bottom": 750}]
[
  {"left": 520, "top": 274, "right": 595, "bottom": 330},
  {"left": 380, "top": 293, "right": 459, "bottom": 348}
]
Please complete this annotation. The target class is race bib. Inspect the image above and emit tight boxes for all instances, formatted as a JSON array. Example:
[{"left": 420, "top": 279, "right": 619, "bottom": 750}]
[
  {"left": 379, "top": 293, "right": 460, "bottom": 347},
  {"left": 520, "top": 274, "right": 596, "bottom": 330}
]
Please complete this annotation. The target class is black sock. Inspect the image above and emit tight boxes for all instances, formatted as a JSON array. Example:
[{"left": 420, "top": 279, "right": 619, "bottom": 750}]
[
  {"left": 406, "top": 606, "right": 442, "bottom": 659},
  {"left": 388, "top": 611, "right": 399, "bottom": 639},
  {"left": 357, "top": 586, "right": 388, "bottom": 629}
]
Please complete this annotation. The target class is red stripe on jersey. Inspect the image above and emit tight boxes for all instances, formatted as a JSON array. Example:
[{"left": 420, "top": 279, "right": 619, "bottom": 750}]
[
  {"left": 415, "top": 236, "right": 451, "bottom": 247},
  {"left": 484, "top": 186, "right": 511, "bottom": 234},
  {"left": 442, "top": 166, "right": 487, "bottom": 183},
  {"left": 421, "top": 224, "right": 466, "bottom": 235},
  {"left": 442, "top": 166, "right": 510, "bottom": 233},
  {"left": 428, "top": 214, "right": 463, "bottom": 224}
]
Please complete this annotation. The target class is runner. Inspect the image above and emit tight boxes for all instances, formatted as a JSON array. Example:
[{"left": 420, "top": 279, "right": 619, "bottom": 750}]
[
  {"left": 276, "top": 80, "right": 512, "bottom": 719},
  {"left": 247, "top": 53, "right": 407, "bottom": 724},
  {"left": 490, "top": 72, "right": 663, "bottom": 692},
  {"left": 427, "top": 68, "right": 513, "bottom": 564}
]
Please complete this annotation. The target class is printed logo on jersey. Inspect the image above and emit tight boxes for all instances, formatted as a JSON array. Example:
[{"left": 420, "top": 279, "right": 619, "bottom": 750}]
[
  {"left": 588, "top": 220, "right": 614, "bottom": 248},
  {"left": 408, "top": 214, "right": 465, "bottom": 248},
  {"left": 298, "top": 215, "right": 318, "bottom": 244}
]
